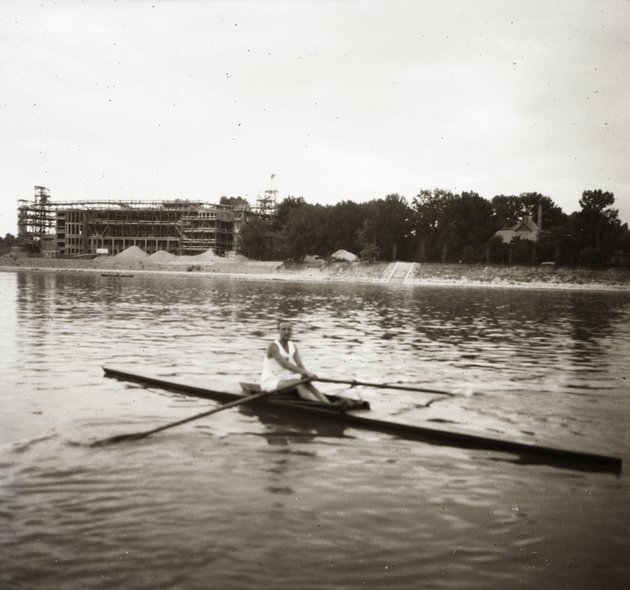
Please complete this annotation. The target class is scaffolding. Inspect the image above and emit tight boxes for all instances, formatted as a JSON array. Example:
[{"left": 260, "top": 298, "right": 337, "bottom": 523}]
[
  {"left": 254, "top": 189, "right": 278, "bottom": 216},
  {"left": 17, "top": 186, "right": 56, "bottom": 251},
  {"left": 254, "top": 176, "right": 278, "bottom": 216},
  {"left": 179, "top": 206, "right": 235, "bottom": 255},
  {"left": 17, "top": 189, "right": 247, "bottom": 257}
]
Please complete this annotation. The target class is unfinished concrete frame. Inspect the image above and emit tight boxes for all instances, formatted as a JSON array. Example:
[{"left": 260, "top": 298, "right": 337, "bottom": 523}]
[{"left": 18, "top": 192, "right": 243, "bottom": 257}]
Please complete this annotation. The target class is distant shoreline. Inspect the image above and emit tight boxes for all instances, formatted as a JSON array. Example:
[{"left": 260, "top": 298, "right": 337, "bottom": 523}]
[{"left": 1, "top": 256, "right": 629, "bottom": 292}]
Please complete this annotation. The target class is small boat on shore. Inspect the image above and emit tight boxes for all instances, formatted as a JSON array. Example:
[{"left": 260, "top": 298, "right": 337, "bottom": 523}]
[{"left": 102, "top": 365, "right": 622, "bottom": 475}]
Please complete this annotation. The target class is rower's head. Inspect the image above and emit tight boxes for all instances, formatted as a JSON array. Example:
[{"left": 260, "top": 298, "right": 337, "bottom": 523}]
[{"left": 277, "top": 320, "right": 293, "bottom": 341}]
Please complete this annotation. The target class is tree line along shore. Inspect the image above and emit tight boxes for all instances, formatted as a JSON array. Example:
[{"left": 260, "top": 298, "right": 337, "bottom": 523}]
[{"left": 237, "top": 189, "right": 629, "bottom": 269}]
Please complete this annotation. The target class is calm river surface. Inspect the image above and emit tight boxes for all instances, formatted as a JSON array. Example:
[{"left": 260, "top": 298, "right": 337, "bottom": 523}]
[{"left": 1, "top": 270, "right": 629, "bottom": 589}]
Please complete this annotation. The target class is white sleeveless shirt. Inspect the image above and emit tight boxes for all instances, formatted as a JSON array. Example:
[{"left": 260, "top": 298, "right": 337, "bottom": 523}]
[{"left": 260, "top": 338, "right": 299, "bottom": 391}]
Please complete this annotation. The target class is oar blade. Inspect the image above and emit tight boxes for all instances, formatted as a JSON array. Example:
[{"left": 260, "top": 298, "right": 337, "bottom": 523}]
[{"left": 90, "top": 431, "right": 148, "bottom": 447}]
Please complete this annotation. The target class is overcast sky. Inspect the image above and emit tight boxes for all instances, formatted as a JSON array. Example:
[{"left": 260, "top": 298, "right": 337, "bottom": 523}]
[{"left": 1, "top": 0, "right": 628, "bottom": 237}]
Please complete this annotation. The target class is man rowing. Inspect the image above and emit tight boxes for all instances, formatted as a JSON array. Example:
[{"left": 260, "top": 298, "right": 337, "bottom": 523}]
[{"left": 260, "top": 320, "right": 331, "bottom": 403}]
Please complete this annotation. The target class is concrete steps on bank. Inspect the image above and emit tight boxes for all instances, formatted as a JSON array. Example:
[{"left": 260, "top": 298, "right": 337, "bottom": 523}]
[{"left": 384, "top": 262, "right": 416, "bottom": 283}]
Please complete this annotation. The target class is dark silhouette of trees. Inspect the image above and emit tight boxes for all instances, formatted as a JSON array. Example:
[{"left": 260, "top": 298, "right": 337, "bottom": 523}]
[
  {"left": 491, "top": 195, "right": 524, "bottom": 229},
  {"left": 219, "top": 196, "right": 249, "bottom": 208},
  {"left": 443, "top": 191, "right": 495, "bottom": 262},
  {"left": 237, "top": 188, "right": 629, "bottom": 267},
  {"left": 324, "top": 200, "right": 366, "bottom": 255},
  {"left": 411, "top": 188, "right": 456, "bottom": 261},
  {"left": 571, "top": 190, "right": 621, "bottom": 266},
  {"left": 520, "top": 193, "right": 567, "bottom": 228},
  {"left": 275, "top": 196, "right": 307, "bottom": 230},
  {"left": 281, "top": 204, "right": 326, "bottom": 261},
  {"left": 492, "top": 193, "right": 567, "bottom": 230},
  {"left": 355, "top": 219, "right": 380, "bottom": 262},
  {"left": 486, "top": 235, "right": 509, "bottom": 264},
  {"left": 364, "top": 194, "right": 414, "bottom": 261},
  {"left": 411, "top": 189, "right": 494, "bottom": 263},
  {"left": 238, "top": 217, "right": 273, "bottom": 260},
  {"left": 0, "top": 233, "right": 17, "bottom": 256}
]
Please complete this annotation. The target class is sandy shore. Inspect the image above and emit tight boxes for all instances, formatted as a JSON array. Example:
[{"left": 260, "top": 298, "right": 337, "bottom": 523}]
[{"left": 1, "top": 256, "right": 629, "bottom": 292}]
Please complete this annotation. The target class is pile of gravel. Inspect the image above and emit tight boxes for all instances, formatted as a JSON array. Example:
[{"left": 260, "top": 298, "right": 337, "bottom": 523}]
[
  {"left": 116, "top": 246, "right": 148, "bottom": 260},
  {"left": 148, "top": 250, "right": 177, "bottom": 262}
]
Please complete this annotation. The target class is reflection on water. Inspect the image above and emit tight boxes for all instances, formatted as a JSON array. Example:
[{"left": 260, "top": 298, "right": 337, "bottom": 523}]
[{"left": 1, "top": 270, "right": 629, "bottom": 589}]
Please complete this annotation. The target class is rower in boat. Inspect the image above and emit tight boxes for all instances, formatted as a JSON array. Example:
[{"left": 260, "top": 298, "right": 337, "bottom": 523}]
[{"left": 261, "top": 319, "right": 331, "bottom": 404}]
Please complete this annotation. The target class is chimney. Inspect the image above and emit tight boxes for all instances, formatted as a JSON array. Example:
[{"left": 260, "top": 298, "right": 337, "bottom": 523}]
[{"left": 537, "top": 203, "right": 543, "bottom": 229}]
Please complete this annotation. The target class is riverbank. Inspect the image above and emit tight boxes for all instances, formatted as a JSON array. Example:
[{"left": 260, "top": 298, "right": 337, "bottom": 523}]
[{"left": 1, "top": 255, "right": 629, "bottom": 291}]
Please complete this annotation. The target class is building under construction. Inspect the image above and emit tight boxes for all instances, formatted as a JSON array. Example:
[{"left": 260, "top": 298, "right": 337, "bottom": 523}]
[{"left": 17, "top": 187, "right": 257, "bottom": 258}]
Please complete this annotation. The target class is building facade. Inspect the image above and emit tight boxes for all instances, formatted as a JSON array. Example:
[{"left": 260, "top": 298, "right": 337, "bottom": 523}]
[{"left": 17, "top": 188, "right": 253, "bottom": 257}]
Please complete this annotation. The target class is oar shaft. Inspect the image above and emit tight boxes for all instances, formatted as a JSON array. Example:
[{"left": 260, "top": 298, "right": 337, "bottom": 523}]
[
  {"left": 313, "top": 377, "right": 455, "bottom": 396},
  {"left": 93, "top": 377, "right": 311, "bottom": 445},
  {"left": 136, "top": 390, "right": 272, "bottom": 438}
]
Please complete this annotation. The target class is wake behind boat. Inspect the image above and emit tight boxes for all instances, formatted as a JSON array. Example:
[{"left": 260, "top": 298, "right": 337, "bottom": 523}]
[{"left": 101, "top": 365, "right": 622, "bottom": 475}]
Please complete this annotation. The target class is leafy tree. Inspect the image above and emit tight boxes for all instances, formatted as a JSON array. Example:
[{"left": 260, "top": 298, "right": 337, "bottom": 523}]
[
  {"left": 461, "top": 245, "right": 476, "bottom": 264},
  {"left": 491, "top": 195, "right": 524, "bottom": 229},
  {"left": 355, "top": 219, "right": 380, "bottom": 262},
  {"left": 413, "top": 189, "right": 455, "bottom": 230},
  {"left": 414, "top": 192, "right": 448, "bottom": 261},
  {"left": 275, "top": 196, "right": 307, "bottom": 229},
  {"left": 579, "top": 189, "right": 615, "bottom": 213},
  {"left": 537, "top": 226, "right": 575, "bottom": 265},
  {"left": 364, "top": 194, "right": 414, "bottom": 261},
  {"left": 612, "top": 225, "right": 630, "bottom": 267},
  {"left": 411, "top": 188, "right": 456, "bottom": 261},
  {"left": 411, "top": 189, "right": 495, "bottom": 262},
  {"left": 282, "top": 205, "right": 326, "bottom": 261},
  {"left": 492, "top": 193, "right": 567, "bottom": 230},
  {"left": 435, "top": 192, "right": 495, "bottom": 262},
  {"left": 0, "top": 233, "right": 17, "bottom": 255},
  {"left": 219, "top": 196, "right": 250, "bottom": 208},
  {"left": 572, "top": 189, "right": 621, "bottom": 266},
  {"left": 238, "top": 217, "right": 273, "bottom": 259},
  {"left": 510, "top": 237, "right": 534, "bottom": 265},
  {"left": 456, "top": 191, "right": 495, "bottom": 253},
  {"left": 323, "top": 200, "right": 366, "bottom": 255},
  {"left": 485, "top": 235, "right": 509, "bottom": 264},
  {"left": 519, "top": 193, "right": 567, "bottom": 228}
]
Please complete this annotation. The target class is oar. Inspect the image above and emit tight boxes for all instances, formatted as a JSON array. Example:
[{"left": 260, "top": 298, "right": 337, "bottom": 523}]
[
  {"left": 312, "top": 377, "right": 459, "bottom": 397},
  {"left": 91, "top": 378, "right": 311, "bottom": 446}
]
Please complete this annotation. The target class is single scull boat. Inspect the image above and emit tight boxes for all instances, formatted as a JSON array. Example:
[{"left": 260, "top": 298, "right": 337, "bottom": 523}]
[{"left": 102, "top": 365, "right": 622, "bottom": 475}]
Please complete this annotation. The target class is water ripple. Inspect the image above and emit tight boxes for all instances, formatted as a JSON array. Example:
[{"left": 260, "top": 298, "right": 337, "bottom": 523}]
[{"left": 1, "top": 272, "right": 629, "bottom": 589}]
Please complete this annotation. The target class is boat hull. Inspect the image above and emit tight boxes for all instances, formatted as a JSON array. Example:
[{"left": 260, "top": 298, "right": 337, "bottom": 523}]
[{"left": 102, "top": 365, "right": 622, "bottom": 475}]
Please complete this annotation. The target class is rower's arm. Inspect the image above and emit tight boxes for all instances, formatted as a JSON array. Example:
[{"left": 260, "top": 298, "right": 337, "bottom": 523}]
[
  {"left": 293, "top": 349, "right": 316, "bottom": 378},
  {"left": 293, "top": 349, "right": 307, "bottom": 372}
]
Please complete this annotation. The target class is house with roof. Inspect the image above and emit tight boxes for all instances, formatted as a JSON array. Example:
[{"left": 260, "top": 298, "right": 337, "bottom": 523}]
[{"left": 494, "top": 215, "right": 542, "bottom": 243}]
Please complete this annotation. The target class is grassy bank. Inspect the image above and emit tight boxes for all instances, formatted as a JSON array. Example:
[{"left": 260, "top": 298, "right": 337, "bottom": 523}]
[
  {"left": 407, "top": 262, "right": 630, "bottom": 289},
  {"left": 1, "top": 255, "right": 629, "bottom": 291}
]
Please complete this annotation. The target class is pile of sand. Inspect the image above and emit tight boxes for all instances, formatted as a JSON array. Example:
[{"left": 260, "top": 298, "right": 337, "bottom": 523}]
[
  {"left": 173, "top": 249, "right": 219, "bottom": 263},
  {"left": 148, "top": 250, "right": 177, "bottom": 262},
  {"left": 116, "top": 246, "right": 148, "bottom": 260},
  {"left": 195, "top": 249, "right": 219, "bottom": 261},
  {"left": 224, "top": 253, "right": 249, "bottom": 262}
]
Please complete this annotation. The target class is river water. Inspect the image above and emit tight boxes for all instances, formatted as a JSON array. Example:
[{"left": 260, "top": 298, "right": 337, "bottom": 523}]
[{"left": 1, "top": 270, "right": 629, "bottom": 589}]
